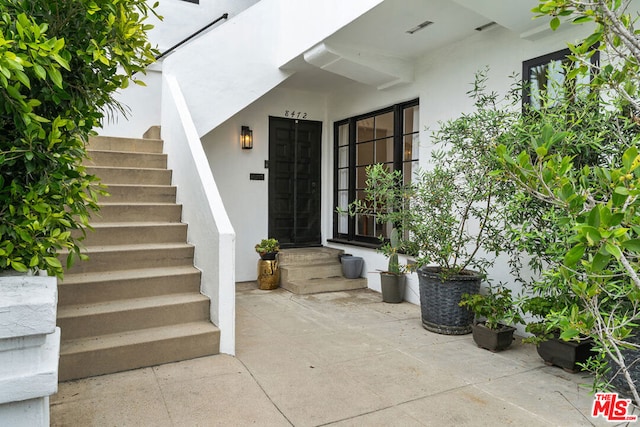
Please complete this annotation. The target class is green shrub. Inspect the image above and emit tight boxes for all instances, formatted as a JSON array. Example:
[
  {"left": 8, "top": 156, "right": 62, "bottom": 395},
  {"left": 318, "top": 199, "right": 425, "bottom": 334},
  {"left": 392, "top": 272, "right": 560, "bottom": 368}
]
[{"left": 0, "top": 0, "right": 158, "bottom": 277}]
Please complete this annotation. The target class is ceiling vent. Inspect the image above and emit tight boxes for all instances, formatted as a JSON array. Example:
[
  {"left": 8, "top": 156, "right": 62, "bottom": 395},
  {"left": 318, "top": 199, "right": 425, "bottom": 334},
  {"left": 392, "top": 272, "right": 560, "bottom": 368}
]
[{"left": 406, "top": 20, "right": 434, "bottom": 35}]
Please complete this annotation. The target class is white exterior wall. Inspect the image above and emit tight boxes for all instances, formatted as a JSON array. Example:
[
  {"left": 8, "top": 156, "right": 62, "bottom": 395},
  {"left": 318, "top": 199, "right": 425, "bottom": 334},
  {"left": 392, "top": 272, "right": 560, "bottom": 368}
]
[
  {"left": 99, "top": 63, "right": 163, "bottom": 138},
  {"left": 99, "top": 1, "right": 596, "bottom": 316},
  {"left": 322, "top": 24, "right": 593, "bottom": 316},
  {"left": 162, "top": 0, "right": 383, "bottom": 138},
  {"left": 204, "top": 22, "right": 592, "bottom": 303},
  {"left": 202, "top": 87, "right": 329, "bottom": 282},
  {"left": 162, "top": 76, "right": 236, "bottom": 354},
  {"left": 146, "top": 0, "right": 260, "bottom": 54}
]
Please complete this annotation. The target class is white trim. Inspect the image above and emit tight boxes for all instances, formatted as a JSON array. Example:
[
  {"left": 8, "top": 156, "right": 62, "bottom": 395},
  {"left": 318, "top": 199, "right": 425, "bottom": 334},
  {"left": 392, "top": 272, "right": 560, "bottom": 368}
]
[{"left": 162, "top": 75, "right": 236, "bottom": 355}]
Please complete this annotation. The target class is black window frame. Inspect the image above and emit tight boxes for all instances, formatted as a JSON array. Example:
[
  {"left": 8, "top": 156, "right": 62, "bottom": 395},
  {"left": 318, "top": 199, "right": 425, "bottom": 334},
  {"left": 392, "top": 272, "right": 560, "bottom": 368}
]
[
  {"left": 522, "top": 47, "right": 599, "bottom": 108},
  {"left": 332, "top": 99, "right": 419, "bottom": 246}
]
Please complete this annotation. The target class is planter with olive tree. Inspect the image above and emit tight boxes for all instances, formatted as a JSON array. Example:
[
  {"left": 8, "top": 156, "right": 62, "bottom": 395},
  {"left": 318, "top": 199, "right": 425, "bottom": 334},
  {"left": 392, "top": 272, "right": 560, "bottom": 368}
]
[
  {"left": 355, "top": 74, "right": 513, "bottom": 334},
  {"left": 459, "top": 286, "right": 523, "bottom": 352}
]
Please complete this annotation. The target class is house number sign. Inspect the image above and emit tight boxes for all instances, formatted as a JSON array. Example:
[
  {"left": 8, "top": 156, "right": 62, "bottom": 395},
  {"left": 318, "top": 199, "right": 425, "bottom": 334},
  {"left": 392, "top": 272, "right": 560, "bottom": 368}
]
[{"left": 284, "top": 110, "right": 308, "bottom": 119}]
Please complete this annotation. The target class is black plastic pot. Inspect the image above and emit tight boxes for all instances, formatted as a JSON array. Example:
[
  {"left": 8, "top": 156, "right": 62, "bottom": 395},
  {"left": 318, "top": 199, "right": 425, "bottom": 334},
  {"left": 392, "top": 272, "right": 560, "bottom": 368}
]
[
  {"left": 471, "top": 322, "right": 516, "bottom": 352},
  {"left": 259, "top": 252, "right": 278, "bottom": 261},
  {"left": 536, "top": 336, "right": 593, "bottom": 373},
  {"left": 417, "top": 267, "right": 481, "bottom": 335}
]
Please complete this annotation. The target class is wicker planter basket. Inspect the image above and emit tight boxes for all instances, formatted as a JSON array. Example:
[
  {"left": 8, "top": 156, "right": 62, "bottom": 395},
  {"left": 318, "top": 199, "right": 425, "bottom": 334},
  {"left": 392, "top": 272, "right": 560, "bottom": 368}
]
[
  {"left": 417, "top": 266, "right": 481, "bottom": 335},
  {"left": 605, "top": 332, "right": 640, "bottom": 403}
]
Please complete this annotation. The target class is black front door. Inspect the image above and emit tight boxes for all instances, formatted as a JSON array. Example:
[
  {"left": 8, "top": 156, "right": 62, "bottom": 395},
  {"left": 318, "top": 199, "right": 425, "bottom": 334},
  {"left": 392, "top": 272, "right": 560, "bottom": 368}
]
[{"left": 268, "top": 117, "right": 322, "bottom": 248}]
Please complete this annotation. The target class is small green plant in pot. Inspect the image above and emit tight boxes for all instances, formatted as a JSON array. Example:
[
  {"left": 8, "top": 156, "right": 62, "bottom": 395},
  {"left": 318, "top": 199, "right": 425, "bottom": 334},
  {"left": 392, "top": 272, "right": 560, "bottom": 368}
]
[
  {"left": 255, "top": 238, "right": 280, "bottom": 260},
  {"left": 379, "top": 228, "right": 406, "bottom": 303},
  {"left": 460, "top": 286, "right": 523, "bottom": 351}
]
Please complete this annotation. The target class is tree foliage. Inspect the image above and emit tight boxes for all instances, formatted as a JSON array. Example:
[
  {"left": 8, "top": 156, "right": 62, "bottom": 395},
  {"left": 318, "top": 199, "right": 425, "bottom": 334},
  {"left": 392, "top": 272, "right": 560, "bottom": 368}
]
[
  {"left": 0, "top": 0, "right": 158, "bottom": 277},
  {"left": 496, "top": 0, "right": 640, "bottom": 403}
]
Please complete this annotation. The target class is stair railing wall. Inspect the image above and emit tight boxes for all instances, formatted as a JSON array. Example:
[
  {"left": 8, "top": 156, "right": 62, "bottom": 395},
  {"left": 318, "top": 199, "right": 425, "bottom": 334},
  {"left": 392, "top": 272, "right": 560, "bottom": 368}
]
[{"left": 161, "top": 74, "right": 236, "bottom": 355}]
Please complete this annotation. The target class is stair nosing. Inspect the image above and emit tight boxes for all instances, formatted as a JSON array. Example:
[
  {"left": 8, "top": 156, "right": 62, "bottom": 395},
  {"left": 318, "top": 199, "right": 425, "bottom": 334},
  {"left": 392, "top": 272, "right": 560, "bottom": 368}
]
[
  {"left": 86, "top": 165, "right": 171, "bottom": 172},
  {"left": 89, "top": 136, "right": 163, "bottom": 143},
  {"left": 58, "top": 292, "right": 209, "bottom": 319},
  {"left": 88, "top": 149, "right": 167, "bottom": 156},
  {"left": 86, "top": 221, "right": 187, "bottom": 228},
  {"left": 101, "top": 183, "right": 176, "bottom": 189},
  {"left": 60, "top": 265, "right": 200, "bottom": 285},
  {"left": 62, "top": 242, "right": 194, "bottom": 255},
  {"left": 60, "top": 321, "right": 219, "bottom": 355},
  {"left": 96, "top": 202, "right": 181, "bottom": 206}
]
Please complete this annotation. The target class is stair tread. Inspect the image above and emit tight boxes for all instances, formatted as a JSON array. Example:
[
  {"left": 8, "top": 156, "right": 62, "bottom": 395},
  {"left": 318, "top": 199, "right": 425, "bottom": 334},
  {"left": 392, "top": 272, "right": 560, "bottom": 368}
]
[
  {"left": 102, "top": 184, "right": 175, "bottom": 188},
  {"left": 90, "top": 135, "right": 162, "bottom": 143},
  {"left": 281, "top": 262, "right": 341, "bottom": 269},
  {"left": 96, "top": 202, "right": 181, "bottom": 206},
  {"left": 58, "top": 292, "right": 209, "bottom": 318},
  {"left": 60, "top": 265, "right": 199, "bottom": 285},
  {"left": 88, "top": 149, "right": 165, "bottom": 154},
  {"left": 70, "top": 242, "right": 193, "bottom": 252},
  {"left": 87, "top": 221, "right": 186, "bottom": 228},
  {"left": 282, "top": 277, "right": 368, "bottom": 295},
  {"left": 88, "top": 165, "right": 170, "bottom": 172},
  {"left": 60, "top": 321, "right": 219, "bottom": 355}
]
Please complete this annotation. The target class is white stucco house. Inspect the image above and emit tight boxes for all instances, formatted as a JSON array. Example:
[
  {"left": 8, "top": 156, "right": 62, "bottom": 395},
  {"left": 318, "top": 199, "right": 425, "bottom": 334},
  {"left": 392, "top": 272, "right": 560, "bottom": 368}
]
[{"left": 99, "top": 0, "right": 596, "bottom": 357}]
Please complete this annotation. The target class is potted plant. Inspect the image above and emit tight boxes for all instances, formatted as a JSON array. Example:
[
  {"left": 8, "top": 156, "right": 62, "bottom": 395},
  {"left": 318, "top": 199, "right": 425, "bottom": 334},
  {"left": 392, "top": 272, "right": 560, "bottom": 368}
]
[
  {"left": 255, "top": 238, "right": 280, "bottom": 290},
  {"left": 379, "top": 228, "right": 406, "bottom": 303},
  {"left": 356, "top": 71, "right": 514, "bottom": 334},
  {"left": 254, "top": 238, "right": 280, "bottom": 260},
  {"left": 459, "top": 286, "right": 523, "bottom": 351},
  {"left": 341, "top": 166, "right": 410, "bottom": 303}
]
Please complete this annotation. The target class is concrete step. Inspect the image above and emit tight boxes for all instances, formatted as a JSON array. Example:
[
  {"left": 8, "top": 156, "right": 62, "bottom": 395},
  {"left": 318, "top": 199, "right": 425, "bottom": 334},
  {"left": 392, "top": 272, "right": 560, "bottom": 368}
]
[
  {"left": 89, "top": 203, "right": 182, "bottom": 223},
  {"left": 86, "top": 166, "right": 172, "bottom": 185},
  {"left": 143, "top": 126, "right": 161, "bottom": 140},
  {"left": 58, "top": 293, "right": 211, "bottom": 340},
  {"left": 87, "top": 150, "right": 167, "bottom": 169},
  {"left": 59, "top": 321, "right": 220, "bottom": 381},
  {"left": 276, "top": 247, "right": 368, "bottom": 294},
  {"left": 99, "top": 184, "right": 177, "bottom": 203},
  {"left": 59, "top": 131, "right": 220, "bottom": 381},
  {"left": 281, "top": 277, "right": 368, "bottom": 295},
  {"left": 76, "top": 222, "right": 188, "bottom": 246},
  {"left": 63, "top": 243, "right": 195, "bottom": 274},
  {"left": 278, "top": 247, "right": 343, "bottom": 266},
  {"left": 59, "top": 266, "right": 201, "bottom": 306},
  {"left": 280, "top": 263, "right": 343, "bottom": 282},
  {"left": 89, "top": 135, "right": 164, "bottom": 153}
]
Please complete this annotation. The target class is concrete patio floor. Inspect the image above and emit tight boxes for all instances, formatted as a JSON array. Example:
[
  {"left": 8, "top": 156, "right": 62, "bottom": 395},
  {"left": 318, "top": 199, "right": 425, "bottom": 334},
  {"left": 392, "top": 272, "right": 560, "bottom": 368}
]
[{"left": 50, "top": 282, "right": 621, "bottom": 426}]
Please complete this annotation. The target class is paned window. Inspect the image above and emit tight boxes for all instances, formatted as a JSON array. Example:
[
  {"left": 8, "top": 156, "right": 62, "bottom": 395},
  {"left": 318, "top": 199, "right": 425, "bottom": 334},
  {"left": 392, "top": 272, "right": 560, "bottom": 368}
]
[
  {"left": 523, "top": 47, "right": 598, "bottom": 109},
  {"left": 334, "top": 100, "right": 419, "bottom": 244}
]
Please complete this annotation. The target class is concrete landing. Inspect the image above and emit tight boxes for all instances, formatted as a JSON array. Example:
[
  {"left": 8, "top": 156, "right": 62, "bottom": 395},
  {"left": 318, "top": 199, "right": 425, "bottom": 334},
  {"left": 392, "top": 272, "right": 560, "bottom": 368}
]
[{"left": 51, "top": 283, "right": 617, "bottom": 426}]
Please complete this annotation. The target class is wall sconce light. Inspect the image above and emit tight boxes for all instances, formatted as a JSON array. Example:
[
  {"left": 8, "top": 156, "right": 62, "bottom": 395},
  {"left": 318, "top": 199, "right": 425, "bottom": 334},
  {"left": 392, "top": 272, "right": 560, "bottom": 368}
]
[{"left": 241, "top": 126, "right": 253, "bottom": 149}]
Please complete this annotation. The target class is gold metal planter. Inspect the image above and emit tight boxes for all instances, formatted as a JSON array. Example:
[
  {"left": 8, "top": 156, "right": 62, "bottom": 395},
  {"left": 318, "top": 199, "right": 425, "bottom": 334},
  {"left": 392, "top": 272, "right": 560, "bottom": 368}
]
[{"left": 257, "top": 259, "right": 280, "bottom": 290}]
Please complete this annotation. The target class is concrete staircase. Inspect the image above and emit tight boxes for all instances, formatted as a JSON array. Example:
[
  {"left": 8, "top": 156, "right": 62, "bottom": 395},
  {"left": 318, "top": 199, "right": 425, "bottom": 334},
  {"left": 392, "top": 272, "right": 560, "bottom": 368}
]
[
  {"left": 279, "top": 247, "right": 367, "bottom": 294},
  {"left": 57, "top": 132, "right": 220, "bottom": 381}
]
